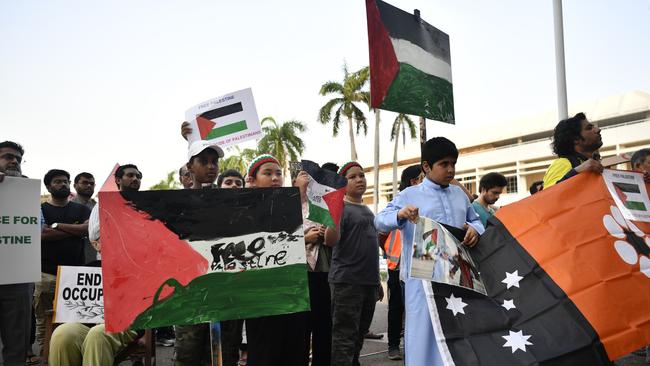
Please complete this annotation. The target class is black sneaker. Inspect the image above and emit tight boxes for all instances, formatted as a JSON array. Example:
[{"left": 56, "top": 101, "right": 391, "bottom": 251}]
[{"left": 387, "top": 348, "right": 402, "bottom": 360}]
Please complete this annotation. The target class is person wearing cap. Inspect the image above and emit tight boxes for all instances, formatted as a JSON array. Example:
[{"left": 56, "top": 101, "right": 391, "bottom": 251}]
[
  {"left": 49, "top": 164, "right": 143, "bottom": 366},
  {"left": 176, "top": 140, "right": 247, "bottom": 366},
  {"left": 379, "top": 164, "right": 422, "bottom": 360},
  {"left": 375, "top": 137, "right": 484, "bottom": 366},
  {"left": 324, "top": 161, "right": 382, "bottom": 366},
  {"left": 244, "top": 154, "right": 309, "bottom": 366}
]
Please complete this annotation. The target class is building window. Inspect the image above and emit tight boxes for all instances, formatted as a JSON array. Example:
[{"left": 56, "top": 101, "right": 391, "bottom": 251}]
[{"left": 506, "top": 176, "right": 518, "bottom": 194}]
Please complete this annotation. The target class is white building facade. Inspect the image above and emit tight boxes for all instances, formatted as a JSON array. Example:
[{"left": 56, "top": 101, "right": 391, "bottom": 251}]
[{"left": 363, "top": 91, "right": 650, "bottom": 208}]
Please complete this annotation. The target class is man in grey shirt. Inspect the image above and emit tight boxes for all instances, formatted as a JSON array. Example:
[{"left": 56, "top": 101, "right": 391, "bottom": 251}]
[{"left": 325, "top": 162, "right": 381, "bottom": 366}]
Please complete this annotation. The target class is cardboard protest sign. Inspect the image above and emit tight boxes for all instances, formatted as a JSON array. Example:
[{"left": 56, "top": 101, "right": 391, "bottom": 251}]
[
  {"left": 100, "top": 187, "right": 309, "bottom": 332},
  {"left": 603, "top": 169, "right": 650, "bottom": 222},
  {"left": 0, "top": 176, "right": 41, "bottom": 285},
  {"left": 185, "top": 88, "right": 262, "bottom": 147},
  {"left": 422, "top": 174, "right": 650, "bottom": 365},
  {"left": 411, "top": 217, "right": 486, "bottom": 295},
  {"left": 53, "top": 266, "right": 104, "bottom": 323}
]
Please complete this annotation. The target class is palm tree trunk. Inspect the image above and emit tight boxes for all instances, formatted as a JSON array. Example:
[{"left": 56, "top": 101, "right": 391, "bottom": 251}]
[
  {"left": 392, "top": 130, "right": 399, "bottom": 196},
  {"left": 419, "top": 116, "right": 426, "bottom": 145},
  {"left": 373, "top": 110, "right": 380, "bottom": 214},
  {"left": 347, "top": 115, "right": 358, "bottom": 161}
]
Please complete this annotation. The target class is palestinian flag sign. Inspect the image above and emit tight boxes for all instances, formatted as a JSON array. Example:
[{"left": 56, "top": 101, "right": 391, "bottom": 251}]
[
  {"left": 366, "top": 0, "right": 454, "bottom": 122},
  {"left": 300, "top": 160, "right": 347, "bottom": 228},
  {"left": 100, "top": 187, "right": 309, "bottom": 332},
  {"left": 424, "top": 173, "right": 650, "bottom": 365}
]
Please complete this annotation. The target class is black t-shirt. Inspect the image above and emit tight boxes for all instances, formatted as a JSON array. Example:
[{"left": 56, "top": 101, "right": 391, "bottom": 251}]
[
  {"left": 328, "top": 202, "right": 380, "bottom": 286},
  {"left": 41, "top": 201, "right": 91, "bottom": 275}
]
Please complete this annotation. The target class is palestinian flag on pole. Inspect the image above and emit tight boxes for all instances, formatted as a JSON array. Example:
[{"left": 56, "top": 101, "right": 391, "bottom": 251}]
[
  {"left": 422, "top": 173, "right": 650, "bottom": 365},
  {"left": 365, "top": 0, "right": 454, "bottom": 123},
  {"left": 300, "top": 160, "right": 347, "bottom": 228},
  {"left": 100, "top": 187, "right": 309, "bottom": 332}
]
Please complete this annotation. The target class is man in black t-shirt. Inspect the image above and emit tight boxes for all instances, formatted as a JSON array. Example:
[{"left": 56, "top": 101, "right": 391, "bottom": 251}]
[{"left": 35, "top": 169, "right": 90, "bottom": 352}]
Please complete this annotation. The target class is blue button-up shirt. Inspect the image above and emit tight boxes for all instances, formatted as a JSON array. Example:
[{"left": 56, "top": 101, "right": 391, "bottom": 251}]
[{"left": 375, "top": 177, "right": 484, "bottom": 366}]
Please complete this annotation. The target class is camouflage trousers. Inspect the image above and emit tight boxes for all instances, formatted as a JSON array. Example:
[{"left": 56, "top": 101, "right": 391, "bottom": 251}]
[
  {"left": 330, "top": 283, "right": 378, "bottom": 366},
  {"left": 174, "top": 320, "right": 242, "bottom": 366}
]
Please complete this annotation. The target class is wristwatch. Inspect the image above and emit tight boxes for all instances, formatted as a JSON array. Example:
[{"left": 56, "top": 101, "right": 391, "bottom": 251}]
[{"left": 52, "top": 223, "right": 59, "bottom": 230}]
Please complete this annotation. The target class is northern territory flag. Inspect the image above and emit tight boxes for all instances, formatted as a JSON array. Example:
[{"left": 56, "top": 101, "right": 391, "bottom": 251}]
[
  {"left": 100, "top": 187, "right": 309, "bottom": 332},
  {"left": 365, "top": 0, "right": 454, "bottom": 122},
  {"left": 424, "top": 173, "right": 650, "bottom": 365},
  {"left": 300, "top": 160, "right": 347, "bottom": 228}
]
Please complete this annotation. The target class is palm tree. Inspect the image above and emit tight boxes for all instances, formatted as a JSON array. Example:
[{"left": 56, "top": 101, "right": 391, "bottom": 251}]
[
  {"left": 257, "top": 116, "right": 306, "bottom": 177},
  {"left": 150, "top": 170, "right": 181, "bottom": 190},
  {"left": 220, "top": 146, "right": 258, "bottom": 174},
  {"left": 318, "top": 63, "right": 370, "bottom": 161},
  {"left": 390, "top": 113, "right": 417, "bottom": 195}
]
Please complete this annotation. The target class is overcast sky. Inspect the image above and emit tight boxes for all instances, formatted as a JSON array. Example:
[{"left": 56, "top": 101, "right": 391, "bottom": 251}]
[{"left": 2, "top": 0, "right": 649, "bottom": 192}]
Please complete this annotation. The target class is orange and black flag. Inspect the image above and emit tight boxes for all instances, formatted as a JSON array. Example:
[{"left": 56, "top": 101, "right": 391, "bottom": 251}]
[{"left": 427, "top": 172, "right": 650, "bottom": 365}]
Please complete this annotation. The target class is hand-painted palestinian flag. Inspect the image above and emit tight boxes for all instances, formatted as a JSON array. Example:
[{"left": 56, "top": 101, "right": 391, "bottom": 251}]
[
  {"left": 99, "top": 187, "right": 309, "bottom": 332},
  {"left": 423, "top": 173, "right": 650, "bottom": 365},
  {"left": 365, "top": 0, "right": 454, "bottom": 123},
  {"left": 300, "top": 160, "right": 348, "bottom": 228}
]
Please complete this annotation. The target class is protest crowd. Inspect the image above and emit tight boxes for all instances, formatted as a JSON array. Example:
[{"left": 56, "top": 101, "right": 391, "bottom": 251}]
[{"left": 1, "top": 110, "right": 650, "bottom": 366}]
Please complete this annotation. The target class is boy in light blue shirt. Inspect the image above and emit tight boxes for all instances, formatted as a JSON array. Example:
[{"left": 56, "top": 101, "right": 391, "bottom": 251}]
[{"left": 374, "top": 137, "right": 484, "bottom": 366}]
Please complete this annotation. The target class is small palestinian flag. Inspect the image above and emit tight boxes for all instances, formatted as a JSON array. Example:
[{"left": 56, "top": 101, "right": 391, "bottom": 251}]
[
  {"left": 300, "top": 160, "right": 347, "bottom": 228},
  {"left": 422, "top": 173, "right": 650, "bottom": 365},
  {"left": 613, "top": 182, "right": 647, "bottom": 211},
  {"left": 196, "top": 102, "right": 247, "bottom": 140},
  {"left": 365, "top": 0, "right": 454, "bottom": 123},
  {"left": 100, "top": 187, "right": 309, "bottom": 332}
]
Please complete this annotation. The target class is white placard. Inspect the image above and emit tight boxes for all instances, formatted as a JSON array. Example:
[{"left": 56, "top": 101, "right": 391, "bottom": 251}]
[
  {"left": 0, "top": 176, "right": 41, "bottom": 285},
  {"left": 53, "top": 266, "right": 104, "bottom": 323},
  {"left": 603, "top": 169, "right": 650, "bottom": 222},
  {"left": 185, "top": 88, "right": 262, "bottom": 148}
]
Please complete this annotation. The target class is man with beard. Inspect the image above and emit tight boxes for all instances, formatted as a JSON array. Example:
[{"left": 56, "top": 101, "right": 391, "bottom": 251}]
[
  {"left": 48, "top": 164, "right": 144, "bottom": 366},
  {"left": 35, "top": 170, "right": 91, "bottom": 353},
  {"left": 471, "top": 172, "right": 508, "bottom": 227},
  {"left": 0, "top": 141, "right": 33, "bottom": 366},
  {"left": 543, "top": 112, "right": 604, "bottom": 188},
  {"left": 72, "top": 172, "right": 97, "bottom": 263}
]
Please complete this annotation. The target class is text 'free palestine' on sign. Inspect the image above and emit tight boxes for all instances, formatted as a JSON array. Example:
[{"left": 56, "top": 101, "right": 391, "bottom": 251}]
[{"left": 185, "top": 88, "right": 262, "bottom": 148}]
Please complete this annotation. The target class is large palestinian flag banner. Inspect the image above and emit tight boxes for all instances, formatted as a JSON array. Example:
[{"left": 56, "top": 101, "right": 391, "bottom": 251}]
[
  {"left": 300, "top": 160, "right": 347, "bottom": 228},
  {"left": 99, "top": 187, "right": 309, "bottom": 332},
  {"left": 366, "top": 0, "right": 454, "bottom": 123},
  {"left": 423, "top": 173, "right": 650, "bottom": 365}
]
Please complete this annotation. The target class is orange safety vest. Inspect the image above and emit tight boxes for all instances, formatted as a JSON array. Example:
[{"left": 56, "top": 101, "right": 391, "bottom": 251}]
[{"left": 382, "top": 230, "right": 402, "bottom": 270}]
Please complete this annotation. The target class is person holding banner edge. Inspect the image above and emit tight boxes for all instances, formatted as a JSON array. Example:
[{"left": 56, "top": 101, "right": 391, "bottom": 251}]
[
  {"left": 48, "top": 164, "right": 144, "bottom": 366},
  {"left": 244, "top": 154, "right": 309, "bottom": 366},
  {"left": 173, "top": 139, "right": 243, "bottom": 366}
]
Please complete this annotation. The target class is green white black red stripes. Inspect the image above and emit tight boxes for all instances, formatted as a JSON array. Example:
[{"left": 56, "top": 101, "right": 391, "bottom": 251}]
[{"left": 366, "top": 0, "right": 455, "bottom": 123}]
